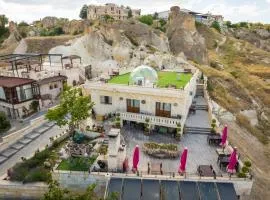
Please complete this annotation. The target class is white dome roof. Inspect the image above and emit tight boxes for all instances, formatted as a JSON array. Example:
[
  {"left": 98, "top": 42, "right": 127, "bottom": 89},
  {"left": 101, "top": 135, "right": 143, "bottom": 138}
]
[{"left": 129, "top": 65, "right": 158, "bottom": 85}]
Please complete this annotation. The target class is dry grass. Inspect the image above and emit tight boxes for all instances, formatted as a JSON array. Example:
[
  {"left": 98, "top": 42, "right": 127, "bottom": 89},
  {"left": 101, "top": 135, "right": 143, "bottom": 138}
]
[{"left": 25, "top": 35, "right": 76, "bottom": 54}]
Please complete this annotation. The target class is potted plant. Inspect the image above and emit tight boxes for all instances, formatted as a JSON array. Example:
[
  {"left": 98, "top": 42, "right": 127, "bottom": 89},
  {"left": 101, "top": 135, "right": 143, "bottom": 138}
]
[
  {"left": 211, "top": 119, "right": 217, "bottom": 134},
  {"left": 144, "top": 118, "right": 150, "bottom": 134},
  {"left": 176, "top": 123, "right": 181, "bottom": 140}
]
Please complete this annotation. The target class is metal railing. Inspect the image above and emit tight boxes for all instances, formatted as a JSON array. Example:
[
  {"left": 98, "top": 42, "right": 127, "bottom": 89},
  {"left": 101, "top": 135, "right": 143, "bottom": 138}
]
[{"left": 120, "top": 112, "right": 182, "bottom": 128}]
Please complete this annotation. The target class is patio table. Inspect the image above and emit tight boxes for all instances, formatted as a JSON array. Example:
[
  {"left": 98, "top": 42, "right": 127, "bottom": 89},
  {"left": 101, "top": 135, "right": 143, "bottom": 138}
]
[
  {"left": 197, "top": 165, "right": 214, "bottom": 177},
  {"left": 216, "top": 148, "right": 230, "bottom": 156},
  {"left": 207, "top": 135, "right": 222, "bottom": 145},
  {"left": 151, "top": 163, "right": 161, "bottom": 174}
]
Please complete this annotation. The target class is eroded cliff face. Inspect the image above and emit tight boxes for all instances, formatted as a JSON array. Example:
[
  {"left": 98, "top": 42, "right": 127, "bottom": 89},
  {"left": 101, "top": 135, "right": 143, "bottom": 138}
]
[
  {"left": 166, "top": 7, "right": 208, "bottom": 64},
  {"left": 230, "top": 28, "right": 270, "bottom": 52}
]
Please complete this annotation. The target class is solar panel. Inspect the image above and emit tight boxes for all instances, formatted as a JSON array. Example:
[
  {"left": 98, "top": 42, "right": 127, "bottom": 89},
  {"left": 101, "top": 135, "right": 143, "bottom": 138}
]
[
  {"left": 142, "top": 179, "right": 160, "bottom": 200},
  {"left": 107, "top": 178, "right": 123, "bottom": 199},
  {"left": 122, "top": 178, "right": 141, "bottom": 200},
  {"left": 198, "top": 182, "right": 218, "bottom": 200},
  {"left": 179, "top": 181, "right": 200, "bottom": 200},
  {"left": 160, "top": 180, "right": 180, "bottom": 200},
  {"left": 216, "top": 182, "right": 238, "bottom": 200}
]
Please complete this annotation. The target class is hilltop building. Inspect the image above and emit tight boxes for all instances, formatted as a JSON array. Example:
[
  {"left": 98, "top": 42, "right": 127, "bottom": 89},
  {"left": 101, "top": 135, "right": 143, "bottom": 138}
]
[
  {"left": 85, "top": 65, "right": 199, "bottom": 136},
  {"left": 157, "top": 7, "right": 223, "bottom": 26},
  {"left": 87, "top": 3, "right": 141, "bottom": 20}
]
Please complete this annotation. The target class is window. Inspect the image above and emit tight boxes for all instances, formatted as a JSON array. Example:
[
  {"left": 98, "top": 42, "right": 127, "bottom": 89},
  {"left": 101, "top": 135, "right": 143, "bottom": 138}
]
[
  {"left": 100, "top": 96, "right": 112, "bottom": 104},
  {"left": 127, "top": 99, "right": 140, "bottom": 113},
  {"left": 156, "top": 102, "right": 171, "bottom": 118},
  {"left": 54, "top": 84, "right": 58, "bottom": 89},
  {"left": 49, "top": 85, "right": 53, "bottom": 90}
]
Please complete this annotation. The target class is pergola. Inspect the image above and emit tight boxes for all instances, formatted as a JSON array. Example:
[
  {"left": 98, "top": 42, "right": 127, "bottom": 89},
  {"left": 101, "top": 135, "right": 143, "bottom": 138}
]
[
  {"left": 0, "top": 53, "right": 63, "bottom": 77},
  {"left": 61, "top": 55, "right": 82, "bottom": 68}
]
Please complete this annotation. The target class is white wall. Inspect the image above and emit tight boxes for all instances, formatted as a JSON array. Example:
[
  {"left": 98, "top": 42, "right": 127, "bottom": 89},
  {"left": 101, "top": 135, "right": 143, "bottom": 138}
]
[{"left": 40, "top": 80, "right": 63, "bottom": 100}]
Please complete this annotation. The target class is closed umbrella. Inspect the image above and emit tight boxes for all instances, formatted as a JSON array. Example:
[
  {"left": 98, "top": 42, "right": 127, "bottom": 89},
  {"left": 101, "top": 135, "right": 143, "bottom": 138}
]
[
  {"left": 178, "top": 147, "right": 188, "bottom": 173},
  {"left": 220, "top": 125, "right": 228, "bottom": 147},
  {"left": 132, "top": 145, "right": 140, "bottom": 172},
  {"left": 227, "top": 147, "right": 238, "bottom": 174}
]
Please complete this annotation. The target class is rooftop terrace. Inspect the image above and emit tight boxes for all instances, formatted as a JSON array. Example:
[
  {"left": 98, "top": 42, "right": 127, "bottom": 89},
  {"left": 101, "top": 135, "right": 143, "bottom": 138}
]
[{"left": 108, "top": 72, "right": 192, "bottom": 89}]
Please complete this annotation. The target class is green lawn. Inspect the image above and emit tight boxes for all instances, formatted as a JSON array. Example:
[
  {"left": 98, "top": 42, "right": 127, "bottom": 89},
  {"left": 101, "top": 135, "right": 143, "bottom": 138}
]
[
  {"left": 108, "top": 72, "right": 192, "bottom": 89},
  {"left": 57, "top": 156, "right": 97, "bottom": 171}
]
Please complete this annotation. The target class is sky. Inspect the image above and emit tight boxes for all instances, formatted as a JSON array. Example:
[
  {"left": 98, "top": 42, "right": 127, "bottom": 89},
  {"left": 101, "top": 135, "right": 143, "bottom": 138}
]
[{"left": 0, "top": 0, "right": 270, "bottom": 23}]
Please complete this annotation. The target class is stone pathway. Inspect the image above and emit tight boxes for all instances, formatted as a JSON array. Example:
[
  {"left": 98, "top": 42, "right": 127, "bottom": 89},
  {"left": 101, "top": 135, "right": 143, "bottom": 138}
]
[
  {"left": 0, "top": 121, "right": 55, "bottom": 165},
  {"left": 0, "top": 121, "right": 62, "bottom": 176}
]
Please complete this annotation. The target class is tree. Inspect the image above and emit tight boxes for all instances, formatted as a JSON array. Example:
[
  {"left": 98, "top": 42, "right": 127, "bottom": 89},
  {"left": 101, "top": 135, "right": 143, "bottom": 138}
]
[
  {"left": 43, "top": 181, "right": 70, "bottom": 200},
  {"left": 239, "top": 21, "right": 249, "bottom": 28},
  {"left": 79, "top": 4, "right": 88, "bottom": 19},
  {"left": 225, "top": 21, "right": 232, "bottom": 28},
  {"left": 139, "top": 15, "right": 153, "bottom": 26},
  {"left": 104, "top": 15, "right": 114, "bottom": 23},
  {"left": 45, "top": 85, "right": 94, "bottom": 133},
  {"left": 18, "top": 21, "right": 29, "bottom": 27},
  {"left": 128, "top": 9, "right": 133, "bottom": 18},
  {"left": 0, "top": 15, "right": 8, "bottom": 29},
  {"left": 153, "top": 12, "right": 159, "bottom": 20},
  {"left": 0, "top": 111, "right": 11, "bottom": 133},
  {"left": 211, "top": 21, "right": 221, "bottom": 33}
]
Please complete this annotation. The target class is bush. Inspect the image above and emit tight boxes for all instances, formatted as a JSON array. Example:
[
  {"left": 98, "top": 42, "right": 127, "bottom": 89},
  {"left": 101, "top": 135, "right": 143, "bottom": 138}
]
[
  {"left": 30, "top": 100, "right": 39, "bottom": 112},
  {"left": 24, "top": 167, "right": 52, "bottom": 183},
  {"left": 241, "top": 166, "right": 249, "bottom": 173},
  {"left": 244, "top": 160, "right": 252, "bottom": 168},
  {"left": 139, "top": 15, "right": 153, "bottom": 26},
  {"left": 237, "top": 172, "right": 247, "bottom": 178},
  {"left": 211, "top": 21, "right": 221, "bottom": 33},
  {"left": 0, "top": 111, "right": 11, "bottom": 133}
]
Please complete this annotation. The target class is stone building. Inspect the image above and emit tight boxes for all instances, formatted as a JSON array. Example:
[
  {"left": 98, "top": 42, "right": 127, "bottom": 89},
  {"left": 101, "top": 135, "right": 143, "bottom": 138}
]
[
  {"left": 157, "top": 6, "right": 224, "bottom": 26},
  {"left": 87, "top": 3, "right": 141, "bottom": 20}
]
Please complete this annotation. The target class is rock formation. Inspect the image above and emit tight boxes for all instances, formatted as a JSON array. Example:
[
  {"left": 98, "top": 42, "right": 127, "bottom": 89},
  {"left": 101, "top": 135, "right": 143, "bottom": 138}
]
[
  {"left": 230, "top": 28, "right": 270, "bottom": 52},
  {"left": 166, "top": 6, "right": 208, "bottom": 64}
]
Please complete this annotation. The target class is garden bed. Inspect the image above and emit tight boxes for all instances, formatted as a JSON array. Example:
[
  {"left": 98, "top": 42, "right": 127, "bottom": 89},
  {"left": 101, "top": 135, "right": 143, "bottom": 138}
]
[
  {"left": 7, "top": 137, "right": 68, "bottom": 183},
  {"left": 142, "top": 142, "right": 180, "bottom": 159},
  {"left": 57, "top": 156, "right": 97, "bottom": 171}
]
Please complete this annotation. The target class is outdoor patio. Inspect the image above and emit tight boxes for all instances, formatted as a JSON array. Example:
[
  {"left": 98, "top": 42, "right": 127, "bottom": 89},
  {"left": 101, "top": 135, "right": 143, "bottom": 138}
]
[{"left": 121, "top": 125, "right": 222, "bottom": 175}]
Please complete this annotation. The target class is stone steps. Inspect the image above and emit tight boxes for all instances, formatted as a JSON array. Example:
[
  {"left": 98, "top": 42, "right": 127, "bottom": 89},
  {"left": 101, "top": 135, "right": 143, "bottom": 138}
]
[
  {"left": 195, "top": 105, "right": 208, "bottom": 111},
  {"left": 185, "top": 127, "right": 211, "bottom": 135}
]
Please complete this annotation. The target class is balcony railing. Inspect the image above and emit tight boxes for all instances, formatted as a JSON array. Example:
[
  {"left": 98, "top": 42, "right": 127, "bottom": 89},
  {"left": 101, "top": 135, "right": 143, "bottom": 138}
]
[{"left": 120, "top": 112, "right": 181, "bottom": 128}]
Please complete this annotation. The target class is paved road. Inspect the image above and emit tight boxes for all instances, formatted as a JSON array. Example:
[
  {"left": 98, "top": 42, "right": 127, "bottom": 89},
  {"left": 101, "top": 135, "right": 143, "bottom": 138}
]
[{"left": 0, "top": 125, "right": 65, "bottom": 177}]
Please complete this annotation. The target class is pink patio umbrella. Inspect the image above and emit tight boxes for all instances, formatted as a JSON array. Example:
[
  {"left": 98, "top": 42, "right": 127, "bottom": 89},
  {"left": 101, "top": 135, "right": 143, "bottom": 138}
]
[
  {"left": 227, "top": 147, "right": 238, "bottom": 174},
  {"left": 132, "top": 145, "right": 140, "bottom": 172},
  {"left": 220, "top": 125, "right": 228, "bottom": 147},
  {"left": 178, "top": 147, "right": 188, "bottom": 173}
]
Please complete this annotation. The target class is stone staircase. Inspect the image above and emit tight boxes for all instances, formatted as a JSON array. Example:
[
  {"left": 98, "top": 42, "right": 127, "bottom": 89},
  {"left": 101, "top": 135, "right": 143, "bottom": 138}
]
[
  {"left": 195, "top": 104, "right": 208, "bottom": 111},
  {"left": 184, "top": 126, "right": 211, "bottom": 135}
]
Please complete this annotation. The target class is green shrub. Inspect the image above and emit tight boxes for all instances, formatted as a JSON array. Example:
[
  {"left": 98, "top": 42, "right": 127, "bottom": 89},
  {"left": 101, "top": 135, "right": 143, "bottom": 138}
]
[
  {"left": 211, "top": 21, "right": 221, "bottom": 33},
  {"left": 139, "top": 15, "right": 153, "bottom": 26},
  {"left": 30, "top": 100, "right": 39, "bottom": 112},
  {"left": 241, "top": 166, "right": 249, "bottom": 173},
  {"left": 0, "top": 111, "right": 11, "bottom": 133},
  {"left": 24, "top": 167, "right": 52, "bottom": 183},
  {"left": 244, "top": 160, "right": 252, "bottom": 168},
  {"left": 237, "top": 172, "right": 247, "bottom": 178}
]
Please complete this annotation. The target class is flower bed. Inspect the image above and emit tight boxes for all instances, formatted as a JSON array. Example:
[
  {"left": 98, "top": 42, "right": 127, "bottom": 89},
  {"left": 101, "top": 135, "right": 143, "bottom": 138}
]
[{"left": 143, "top": 142, "right": 180, "bottom": 159}]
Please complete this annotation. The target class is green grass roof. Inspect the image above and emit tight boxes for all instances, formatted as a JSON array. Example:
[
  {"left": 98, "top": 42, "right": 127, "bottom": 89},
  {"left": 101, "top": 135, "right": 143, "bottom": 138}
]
[{"left": 108, "top": 71, "right": 192, "bottom": 89}]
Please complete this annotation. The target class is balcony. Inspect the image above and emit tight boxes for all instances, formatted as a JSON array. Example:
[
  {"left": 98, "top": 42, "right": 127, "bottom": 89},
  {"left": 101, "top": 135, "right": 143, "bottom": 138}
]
[{"left": 120, "top": 112, "right": 181, "bottom": 128}]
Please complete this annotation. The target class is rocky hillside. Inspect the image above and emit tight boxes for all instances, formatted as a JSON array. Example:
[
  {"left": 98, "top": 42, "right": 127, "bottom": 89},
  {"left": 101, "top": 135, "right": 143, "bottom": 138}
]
[
  {"left": 229, "top": 27, "right": 270, "bottom": 52},
  {"left": 197, "top": 24, "right": 270, "bottom": 200}
]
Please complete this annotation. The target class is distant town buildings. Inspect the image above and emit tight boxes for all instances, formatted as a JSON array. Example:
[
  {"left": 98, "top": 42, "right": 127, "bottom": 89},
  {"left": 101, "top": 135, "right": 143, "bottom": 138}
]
[
  {"left": 157, "top": 7, "right": 223, "bottom": 26},
  {"left": 87, "top": 3, "right": 141, "bottom": 21}
]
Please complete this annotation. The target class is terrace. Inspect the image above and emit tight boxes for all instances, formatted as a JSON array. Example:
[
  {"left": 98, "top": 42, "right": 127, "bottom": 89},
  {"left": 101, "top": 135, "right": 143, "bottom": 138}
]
[
  {"left": 108, "top": 71, "right": 192, "bottom": 89},
  {"left": 122, "top": 125, "right": 223, "bottom": 175}
]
